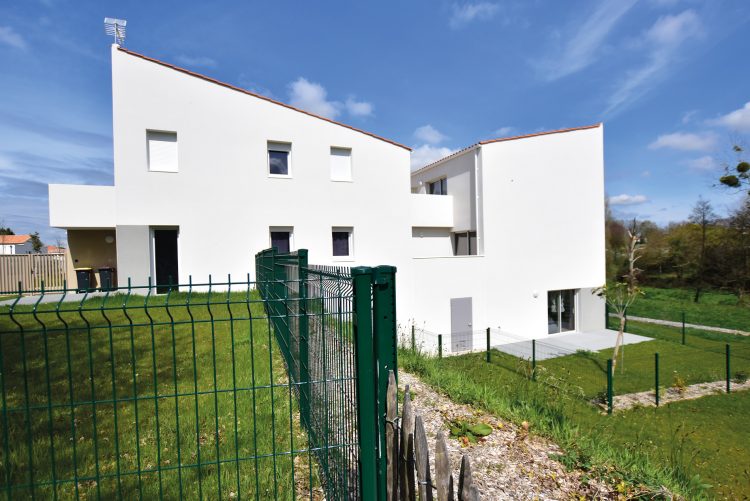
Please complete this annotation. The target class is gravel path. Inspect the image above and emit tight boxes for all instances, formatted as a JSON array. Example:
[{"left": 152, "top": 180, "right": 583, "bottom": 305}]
[
  {"left": 609, "top": 378, "right": 750, "bottom": 412},
  {"left": 613, "top": 314, "right": 749, "bottom": 336},
  {"left": 399, "top": 371, "right": 617, "bottom": 500}
]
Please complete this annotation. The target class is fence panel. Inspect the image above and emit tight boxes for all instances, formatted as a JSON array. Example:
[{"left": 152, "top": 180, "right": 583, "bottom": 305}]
[
  {"left": 0, "top": 248, "right": 399, "bottom": 500},
  {"left": 0, "top": 253, "right": 68, "bottom": 294}
]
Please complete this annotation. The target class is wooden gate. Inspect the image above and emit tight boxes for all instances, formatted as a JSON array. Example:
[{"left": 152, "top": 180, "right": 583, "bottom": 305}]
[{"left": 0, "top": 253, "right": 68, "bottom": 293}]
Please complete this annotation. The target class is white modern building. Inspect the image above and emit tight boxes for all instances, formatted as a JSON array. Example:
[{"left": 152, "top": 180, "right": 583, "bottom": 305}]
[{"left": 49, "top": 45, "right": 606, "bottom": 344}]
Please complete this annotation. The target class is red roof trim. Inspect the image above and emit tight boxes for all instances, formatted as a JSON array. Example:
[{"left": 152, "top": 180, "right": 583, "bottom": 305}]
[
  {"left": 478, "top": 123, "right": 602, "bottom": 145},
  {"left": 412, "top": 123, "right": 602, "bottom": 175},
  {"left": 117, "top": 47, "right": 411, "bottom": 151}
]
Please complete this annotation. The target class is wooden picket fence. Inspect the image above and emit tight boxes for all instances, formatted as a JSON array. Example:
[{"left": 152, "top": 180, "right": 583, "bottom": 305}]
[
  {"left": 386, "top": 371, "right": 481, "bottom": 501},
  {"left": 0, "top": 253, "right": 68, "bottom": 294}
]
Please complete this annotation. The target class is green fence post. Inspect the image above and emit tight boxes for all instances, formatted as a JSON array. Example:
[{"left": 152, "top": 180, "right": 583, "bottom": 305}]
[
  {"left": 297, "top": 249, "right": 310, "bottom": 428},
  {"left": 411, "top": 325, "right": 415, "bottom": 352},
  {"left": 352, "top": 267, "right": 377, "bottom": 501},
  {"left": 372, "top": 265, "right": 397, "bottom": 501},
  {"left": 654, "top": 353, "right": 660, "bottom": 407},
  {"left": 623, "top": 312, "right": 628, "bottom": 333},
  {"left": 726, "top": 344, "right": 731, "bottom": 394},
  {"left": 605, "top": 302, "right": 609, "bottom": 329},
  {"left": 438, "top": 335, "right": 443, "bottom": 359},
  {"left": 682, "top": 312, "right": 686, "bottom": 345},
  {"left": 486, "top": 327, "right": 491, "bottom": 363},
  {"left": 532, "top": 339, "right": 536, "bottom": 381},
  {"left": 607, "top": 358, "right": 613, "bottom": 415}
]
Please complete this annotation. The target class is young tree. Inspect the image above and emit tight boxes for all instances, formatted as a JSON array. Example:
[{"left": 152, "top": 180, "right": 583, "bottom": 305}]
[
  {"left": 688, "top": 197, "right": 717, "bottom": 303},
  {"left": 0, "top": 226, "right": 14, "bottom": 235},
  {"left": 29, "top": 232, "right": 43, "bottom": 253},
  {"left": 595, "top": 219, "right": 644, "bottom": 371}
]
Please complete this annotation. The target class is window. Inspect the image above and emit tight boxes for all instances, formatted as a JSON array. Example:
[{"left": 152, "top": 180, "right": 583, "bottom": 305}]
[
  {"left": 453, "top": 231, "right": 477, "bottom": 256},
  {"left": 428, "top": 178, "right": 447, "bottom": 195},
  {"left": 147, "top": 131, "right": 178, "bottom": 172},
  {"left": 268, "top": 141, "right": 291, "bottom": 176},
  {"left": 270, "top": 228, "right": 293, "bottom": 254},
  {"left": 332, "top": 227, "right": 353, "bottom": 258},
  {"left": 548, "top": 290, "right": 577, "bottom": 334},
  {"left": 330, "top": 147, "right": 352, "bottom": 181}
]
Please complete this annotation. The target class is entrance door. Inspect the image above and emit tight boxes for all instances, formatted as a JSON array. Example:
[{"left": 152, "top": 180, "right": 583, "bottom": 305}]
[
  {"left": 450, "top": 297, "right": 473, "bottom": 352},
  {"left": 547, "top": 289, "right": 576, "bottom": 334},
  {"left": 153, "top": 229, "right": 178, "bottom": 293}
]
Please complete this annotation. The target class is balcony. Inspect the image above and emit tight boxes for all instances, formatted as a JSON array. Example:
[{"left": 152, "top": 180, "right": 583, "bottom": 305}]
[
  {"left": 411, "top": 194, "right": 454, "bottom": 228},
  {"left": 49, "top": 184, "right": 116, "bottom": 228}
]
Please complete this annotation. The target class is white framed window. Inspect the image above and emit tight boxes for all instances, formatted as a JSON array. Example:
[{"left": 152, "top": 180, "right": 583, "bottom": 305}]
[
  {"left": 330, "top": 147, "right": 352, "bottom": 181},
  {"left": 332, "top": 227, "right": 353, "bottom": 259},
  {"left": 268, "top": 141, "right": 292, "bottom": 177},
  {"left": 147, "top": 131, "right": 178, "bottom": 172},
  {"left": 269, "top": 226, "right": 294, "bottom": 253}
]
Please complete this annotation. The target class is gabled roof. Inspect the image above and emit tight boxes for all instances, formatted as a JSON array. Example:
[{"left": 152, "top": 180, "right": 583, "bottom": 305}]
[
  {"left": 0, "top": 235, "right": 31, "bottom": 245},
  {"left": 117, "top": 47, "right": 411, "bottom": 151},
  {"left": 411, "top": 123, "right": 602, "bottom": 176}
]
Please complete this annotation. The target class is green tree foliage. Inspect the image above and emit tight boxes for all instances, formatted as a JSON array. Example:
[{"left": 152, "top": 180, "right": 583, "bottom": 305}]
[
  {"left": 0, "top": 226, "right": 14, "bottom": 235},
  {"left": 719, "top": 145, "right": 749, "bottom": 190}
]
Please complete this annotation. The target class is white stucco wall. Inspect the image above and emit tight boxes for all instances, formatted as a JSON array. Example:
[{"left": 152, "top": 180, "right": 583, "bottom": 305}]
[
  {"left": 49, "top": 185, "right": 116, "bottom": 228},
  {"left": 107, "top": 46, "right": 415, "bottom": 314}
]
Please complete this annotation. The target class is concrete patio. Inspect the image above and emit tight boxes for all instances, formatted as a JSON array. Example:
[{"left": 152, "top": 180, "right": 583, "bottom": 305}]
[{"left": 493, "top": 329, "right": 653, "bottom": 360}]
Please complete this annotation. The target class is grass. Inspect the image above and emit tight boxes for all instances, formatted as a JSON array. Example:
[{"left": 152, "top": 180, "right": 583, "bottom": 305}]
[
  {"left": 0, "top": 291, "right": 322, "bottom": 499},
  {"left": 627, "top": 287, "right": 750, "bottom": 331},
  {"left": 399, "top": 319, "right": 750, "bottom": 499}
]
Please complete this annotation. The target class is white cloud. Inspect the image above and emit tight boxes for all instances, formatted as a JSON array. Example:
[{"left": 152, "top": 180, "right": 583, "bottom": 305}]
[
  {"left": 681, "top": 110, "right": 698, "bottom": 124},
  {"left": 606, "top": 10, "right": 703, "bottom": 114},
  {"left": 175, "top": 55, "right": 217, "bottom": 68},
  {"left": 450, "top": 3, "right": 500, "bottom": 29},
  {"left": 535, "top": 0, "right": 637, "bottom": 81},
  {"left": 609, "top": 194, "right": 648, "bottom": 206},
  {"left": 345, "top": 97, "right": 374, "bottom": 118},
  {"left": 649, "top": 131, "right": 717, "bottom": 151},
  {"left": 288, "top": 77, "right": 341, "bottom": 119},
  {"left": 493, "top": 126, "right": 514, "bottom": 137},
  {"left": 414, "top": 125, "right": 448, "bottom": 145},
  {"left": 0, "top": 26, "right": 27, "bottom": 50},
  {"left": 709, "top": 102, "right": 750, "bottom": 132},
  {"left": 686, "top": 155, "right": 718, "bottom": 171},
  {"left": 411, "top": 145, "right": 454, "bottom": 171}
]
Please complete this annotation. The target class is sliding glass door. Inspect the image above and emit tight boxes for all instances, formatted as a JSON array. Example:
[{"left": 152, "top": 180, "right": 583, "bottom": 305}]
[{"left": 547, "top": 289, "right": 577, "bottom": 334}]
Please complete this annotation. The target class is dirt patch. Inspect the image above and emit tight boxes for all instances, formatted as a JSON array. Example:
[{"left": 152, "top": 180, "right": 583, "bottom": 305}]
[{"left": 607, "top": 378, "right": 750, "bottom": 412}]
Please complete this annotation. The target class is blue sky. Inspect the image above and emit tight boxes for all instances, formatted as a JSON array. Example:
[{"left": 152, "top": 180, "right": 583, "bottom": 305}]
[{"left": 1, "top": 0, "right": 749, "bottom": 243}]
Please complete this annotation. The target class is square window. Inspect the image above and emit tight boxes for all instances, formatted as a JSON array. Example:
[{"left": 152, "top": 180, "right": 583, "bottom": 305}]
[
  {"left": 268, "top": 142, "right": 291, "bottom": 176},
  {"left": 147, "top": 131, "right": 178, "bottom": 172},
  {"left": 428, "top": 178, "right": 447, "bottom": 195},
  {"left": 330, "top": 147, "right": 352, "bottom": 181},
  {"left": 332, "top": 228, "right": 352, "bottom": 257}
]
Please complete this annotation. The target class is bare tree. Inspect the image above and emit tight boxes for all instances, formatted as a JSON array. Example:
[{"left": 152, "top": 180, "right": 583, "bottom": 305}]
[
  {"left": 595, "top": 219, "right": 644, "bottom": 371},
  {"left": 688, "top": 197, "right": 717, "bottom": 303}
]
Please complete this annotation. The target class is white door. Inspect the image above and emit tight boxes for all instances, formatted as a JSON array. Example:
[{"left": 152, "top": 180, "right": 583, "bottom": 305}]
[{"left": 450, "top": 297, "right": 473, "bottom": 352}]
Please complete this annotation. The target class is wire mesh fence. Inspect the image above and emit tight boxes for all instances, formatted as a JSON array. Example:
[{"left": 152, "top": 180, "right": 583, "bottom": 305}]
[{"left": 0, "top": 248, "right": 400, "bottom": 500}]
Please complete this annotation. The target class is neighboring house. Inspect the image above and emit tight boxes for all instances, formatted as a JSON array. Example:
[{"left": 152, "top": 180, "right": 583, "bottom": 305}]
[
  {"left": 0, "top": 235, "right": 34, "bottom": 255},
  {"left": 44, "top": 245, "right": 65, "bottom": 254},
  {"left": 49, "top": 44, "right": 605, "bottom": 342}
]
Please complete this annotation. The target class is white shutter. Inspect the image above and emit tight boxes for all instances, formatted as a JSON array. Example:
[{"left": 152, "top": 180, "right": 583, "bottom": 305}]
[
  {"left": 330, "top": 147, "right": 352, "bottom": 181},
  {"left": 148, "top": 131, "right": 178, "bottom": 172}
]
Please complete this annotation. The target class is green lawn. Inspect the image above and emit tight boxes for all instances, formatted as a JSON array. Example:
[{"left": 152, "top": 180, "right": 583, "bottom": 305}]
[
  {"left": 627, "top": 287, "right": 750, "bottom": 331},
  {"left": 0, "top": 292, "right": 319, "bottom": 499},
  {"left": 399, "top": 320, "right": 750, "bottom": 499}
]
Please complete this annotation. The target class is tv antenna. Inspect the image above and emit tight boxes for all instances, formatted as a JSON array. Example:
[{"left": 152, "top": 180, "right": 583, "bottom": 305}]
[{"left": 104, "top": 18, "right": 127, "bottom": 45}]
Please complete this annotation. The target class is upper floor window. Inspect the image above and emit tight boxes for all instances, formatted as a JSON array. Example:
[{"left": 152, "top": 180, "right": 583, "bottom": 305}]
[
  {"left": 147, "top": 131, "right": 178, "bottom": 172},
  {"left": 428, "top": 178, "right": 447, "bottom": 195},
  {"left": 330, "top": 147, "right": 352, "bottom": 181},
  {"left": 268, "top": 141, "right": 291, "bottom": 177}
]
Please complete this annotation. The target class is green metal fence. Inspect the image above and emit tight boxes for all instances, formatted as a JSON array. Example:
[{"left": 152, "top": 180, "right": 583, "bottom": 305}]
[{"left": 0, "top": 249, "right": 397, "bottom": 500}]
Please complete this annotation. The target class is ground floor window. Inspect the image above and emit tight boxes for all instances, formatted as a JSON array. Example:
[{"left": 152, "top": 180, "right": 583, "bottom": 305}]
[
  {"left": 332, "top": 227, "right": 353, "bottom": 258},
  {"left": 548, "top": 289, "right": 576, "bottom": 334},
  {"left": 270, "top": 228, "right": 292, "bottom": 254}
]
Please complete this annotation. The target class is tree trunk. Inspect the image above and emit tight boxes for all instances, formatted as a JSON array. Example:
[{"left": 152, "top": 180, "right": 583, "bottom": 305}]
[{"left": 611, "top": 314, "right": 625, "bottom": 371}]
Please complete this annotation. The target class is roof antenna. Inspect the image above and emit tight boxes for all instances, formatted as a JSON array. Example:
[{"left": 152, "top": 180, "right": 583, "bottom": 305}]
[{"left": 104, "top": 18, "right": 127, "bottom": 46}]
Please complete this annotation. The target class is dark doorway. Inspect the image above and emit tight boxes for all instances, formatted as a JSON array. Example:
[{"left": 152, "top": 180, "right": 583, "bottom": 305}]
[{"left": 154, "top": 229, "right": 178, "bottom": 293}]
